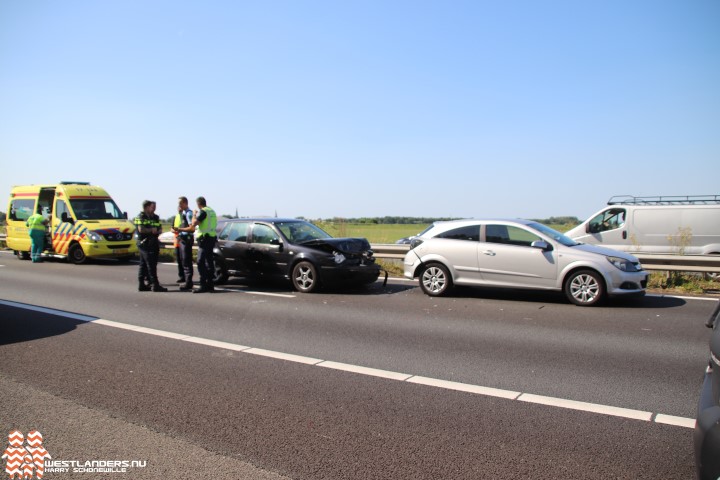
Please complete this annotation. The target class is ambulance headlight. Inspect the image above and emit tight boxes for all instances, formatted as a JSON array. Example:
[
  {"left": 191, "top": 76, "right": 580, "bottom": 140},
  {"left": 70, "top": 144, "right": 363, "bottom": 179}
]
[{"left": 87, "top": 231, "right": 102, "bottom": 242}]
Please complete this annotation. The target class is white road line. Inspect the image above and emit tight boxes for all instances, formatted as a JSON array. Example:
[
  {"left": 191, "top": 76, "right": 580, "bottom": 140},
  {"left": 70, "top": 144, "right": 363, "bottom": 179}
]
[
  {"left": 517, "top": 393, "right": 652, "bottom": 421},
  {"left": 654, "top": 414, "right": 697, "bottom": 428},
  {"left": 319, "top": 361, "right": 413, "bottom": 381},
  {"left": 0, "top": 299, "right": 698, "bottom": 429},
  {"left": 408, "top": 376, "right": 521, "bottom": 400},
  {"left": 215, "top": 287, "right": 296, "bottom": 298},
  {"left": 646, "top": 294, "right": 718, "bottom": 302}
]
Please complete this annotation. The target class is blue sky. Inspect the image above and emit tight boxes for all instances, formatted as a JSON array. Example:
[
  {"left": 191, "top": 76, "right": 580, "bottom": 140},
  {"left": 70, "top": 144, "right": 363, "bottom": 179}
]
[{"left": 1, "top": 0, "right": 718, "bottom": 220}]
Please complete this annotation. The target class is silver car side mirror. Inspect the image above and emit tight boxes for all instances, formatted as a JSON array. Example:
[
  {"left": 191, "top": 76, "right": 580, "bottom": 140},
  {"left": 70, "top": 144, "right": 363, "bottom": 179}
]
[{"left": 531, "top": 240, "right": 552, "bottom": 251}]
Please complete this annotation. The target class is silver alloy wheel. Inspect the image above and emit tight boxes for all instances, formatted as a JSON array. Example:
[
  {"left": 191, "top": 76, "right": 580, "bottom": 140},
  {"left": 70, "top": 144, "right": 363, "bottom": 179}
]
[
  {"left": 569, "top": 273, "right": 600, "bottom": 304},
  {"left": 293, "top": 262, "right": 316, "bottom": 292},
  {"left": 422, "top": 265, "right": 447, "bottom": 294}
]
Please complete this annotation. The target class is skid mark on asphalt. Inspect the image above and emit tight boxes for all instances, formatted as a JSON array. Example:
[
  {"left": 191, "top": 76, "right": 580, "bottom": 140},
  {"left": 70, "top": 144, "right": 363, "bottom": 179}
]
[{"left": 0, "top": 299, "right": 697, "bottom": 429}]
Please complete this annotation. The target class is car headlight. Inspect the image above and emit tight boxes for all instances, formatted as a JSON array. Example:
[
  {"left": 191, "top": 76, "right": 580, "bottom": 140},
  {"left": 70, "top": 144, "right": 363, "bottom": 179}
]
[
  {"left": 87, "top": 231, "right": 102, "bottom": 242},
  {"left": 333, "top": 252, "right": 346, "bottom": 264},
  {"left": 132, "top": 231, "right": 139, "bottom": 240},
  {"left": 607, "top": 256, "right": 641, "bottom": 272}
]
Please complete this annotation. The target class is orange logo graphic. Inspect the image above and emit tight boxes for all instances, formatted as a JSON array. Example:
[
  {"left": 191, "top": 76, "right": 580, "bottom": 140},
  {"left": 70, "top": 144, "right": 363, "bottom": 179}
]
[{"left": 2, "top": 431, "right": 51, "bottom": 479}]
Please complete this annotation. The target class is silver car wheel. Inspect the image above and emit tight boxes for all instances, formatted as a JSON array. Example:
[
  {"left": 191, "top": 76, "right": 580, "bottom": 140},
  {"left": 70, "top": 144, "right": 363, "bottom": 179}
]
[
  {"left": 292, "top": 261, "right": 318, "bottom": 293},
  {"left": 566, "top": 271, "right": 604, "bottom": 306},
  {"left": 420, "top": 264, "right": 450, "bottom": 296}
]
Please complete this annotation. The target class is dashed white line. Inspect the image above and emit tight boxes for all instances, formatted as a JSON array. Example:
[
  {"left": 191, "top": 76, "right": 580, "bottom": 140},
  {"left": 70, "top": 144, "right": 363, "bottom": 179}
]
[
  {"left": 0, "top": 299, "right": 699, "bottom": 429},
  {"left": 516, "top": 393, "right": 652, "bottom": 421}
]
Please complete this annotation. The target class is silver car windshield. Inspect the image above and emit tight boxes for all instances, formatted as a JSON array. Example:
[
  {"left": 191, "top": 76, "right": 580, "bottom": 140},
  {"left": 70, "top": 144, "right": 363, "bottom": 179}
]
[{"left": 527, "top": 222, "right": 579, "bottom": 247}]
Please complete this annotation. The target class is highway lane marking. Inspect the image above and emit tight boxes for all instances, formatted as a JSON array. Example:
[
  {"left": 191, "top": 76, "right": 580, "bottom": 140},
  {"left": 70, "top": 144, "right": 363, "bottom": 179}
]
[
  {"left": 0, "top": 299, "right": 699, "bottom": 429},
  {"left": 215, "top": 287, "right": 296, "bottom": 298},
  {"left": 646, "top": 293, "right": 718, "bottom": 302}
]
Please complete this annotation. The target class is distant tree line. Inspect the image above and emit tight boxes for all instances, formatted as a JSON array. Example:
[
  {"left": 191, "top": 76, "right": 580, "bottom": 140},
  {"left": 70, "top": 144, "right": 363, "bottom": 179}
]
[
  {"left": 304, "top": 216, "right": 580, "bottom": 226},
  {"left": 302, "top": 216, "right": 461, "bottom": 224},
  {"left": 529, "top": 216, "right": 580, "bottom": 226},
  {"left": 0, "top": 211, "right": 5, "bottom": 224}
]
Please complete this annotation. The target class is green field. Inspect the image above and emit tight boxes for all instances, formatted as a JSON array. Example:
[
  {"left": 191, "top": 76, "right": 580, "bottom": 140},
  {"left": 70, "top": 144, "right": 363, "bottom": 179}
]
[
  {"left": 312, "top": 221, "right": 575, "bottom": 244},
  {"left": 313, "top": 222, "right": 429, "bottom": 244}
]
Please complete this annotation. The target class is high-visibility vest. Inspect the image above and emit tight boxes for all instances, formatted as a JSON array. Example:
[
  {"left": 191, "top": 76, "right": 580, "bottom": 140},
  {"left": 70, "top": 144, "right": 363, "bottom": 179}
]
[
  {"left": 26, "top": 214, "right": 46, "bottom": 231},
  {"left": 197, "top": 207, "right": 217, "bottom": 237}
]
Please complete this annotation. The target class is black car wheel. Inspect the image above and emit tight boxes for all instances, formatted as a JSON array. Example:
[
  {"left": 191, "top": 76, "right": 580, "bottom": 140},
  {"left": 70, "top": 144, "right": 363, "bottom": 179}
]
[
  {"left": 68, "top": 243, "right": 87, "bottom": 264},
  {"left": 292, "top": 261, "right": 318, "bottom": 293},
  {"left": 419, "top": 263, "right": 452, "bottom": 297},
  {"left": 214, "top": 256, "right": 229, "bottom": 285},
  {"left": 564, "top": 269, "right": 605, "bottom": 306},
  {"left": 16, "top": 250, "right": 30, "bottom": 260}
]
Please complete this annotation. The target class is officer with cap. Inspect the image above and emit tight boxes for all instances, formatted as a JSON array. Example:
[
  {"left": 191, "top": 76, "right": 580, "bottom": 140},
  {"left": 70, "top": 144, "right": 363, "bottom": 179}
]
[{"left": 134, "top": 200, "right": 167, "bottom": 292}]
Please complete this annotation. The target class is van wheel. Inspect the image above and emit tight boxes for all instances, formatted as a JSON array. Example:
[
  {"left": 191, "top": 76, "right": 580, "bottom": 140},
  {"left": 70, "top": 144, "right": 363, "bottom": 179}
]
[
  {"left": 564, "top": 270, "right": 604, "bottom": 306},
  {"left": 16, "top": 250, "right": 30, "bottom": 261},
  {"left": 419, "top": 263, "right": 452, "bottom": 297},
  {"left": 68, "top": 243, "right": 87, "bottom": 264}
]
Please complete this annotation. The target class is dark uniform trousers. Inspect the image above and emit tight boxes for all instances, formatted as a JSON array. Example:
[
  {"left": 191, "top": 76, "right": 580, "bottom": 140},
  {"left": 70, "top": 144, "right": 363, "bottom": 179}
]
[
  {"left": 177, "top": 236, "right": 194, "bottom": 284},
  {"left": 138, "top": 244, "right": 160, "bottom": 285},
  {"left": 197, "top": 235, "right": 217, "bottom": 288}
]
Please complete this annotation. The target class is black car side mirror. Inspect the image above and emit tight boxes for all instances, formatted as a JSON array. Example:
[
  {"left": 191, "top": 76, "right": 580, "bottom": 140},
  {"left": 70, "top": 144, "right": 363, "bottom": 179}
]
[
  {"left": 61, "top": 212, "right": 74, "bottom": 224},
  {"left": 270, "top": 238, "right": 284, "bottom": 251}
]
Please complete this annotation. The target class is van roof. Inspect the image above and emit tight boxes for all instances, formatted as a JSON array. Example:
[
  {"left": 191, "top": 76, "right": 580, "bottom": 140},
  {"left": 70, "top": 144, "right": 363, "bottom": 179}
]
[
  {"left": 608, "top": 195, "right": 720, "bottom": 205},
  {"left": 10, "top": 183, "right": 111, "bottom": 199}
]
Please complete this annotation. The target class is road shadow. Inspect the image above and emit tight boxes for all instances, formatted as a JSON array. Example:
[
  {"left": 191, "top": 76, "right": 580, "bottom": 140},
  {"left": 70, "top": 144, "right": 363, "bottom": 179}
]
[
  {"left": 216, "top": 277, "right": 415, "bottom": 296},
  {"left": 0, "top": 302, "right": 91, "bottom": 345},
  {"left": 427, "top": 286, "right": 687, "bottom": 309}
]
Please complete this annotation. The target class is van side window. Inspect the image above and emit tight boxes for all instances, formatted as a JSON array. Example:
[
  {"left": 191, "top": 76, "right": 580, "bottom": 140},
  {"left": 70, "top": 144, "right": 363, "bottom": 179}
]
[
  {"left": 486, "top": 225, "right": 540, "bottom": 247},
  {"left": 588, "top": 209, "right": 626, "bottom": 233},
  {"left": 9, "top": 199, "right": 35, "bottom": 221},
  {"left": 437, "top": 225, "right": 479, "bottom": 241},
  {"left": 55, "top": 200, "right": 70, "bottom": 221}
]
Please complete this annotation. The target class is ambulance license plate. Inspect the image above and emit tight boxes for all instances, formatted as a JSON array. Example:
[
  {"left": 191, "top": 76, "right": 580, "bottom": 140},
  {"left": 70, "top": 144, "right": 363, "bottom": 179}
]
[{"left": 115, "top": 249, "right": 128, "bottom": 255}]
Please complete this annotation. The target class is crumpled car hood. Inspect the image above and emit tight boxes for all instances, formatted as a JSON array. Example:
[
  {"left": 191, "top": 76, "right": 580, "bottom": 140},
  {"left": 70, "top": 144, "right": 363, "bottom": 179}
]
[{"left": 301, "top": 237, "right": 372, "bottom": 254}]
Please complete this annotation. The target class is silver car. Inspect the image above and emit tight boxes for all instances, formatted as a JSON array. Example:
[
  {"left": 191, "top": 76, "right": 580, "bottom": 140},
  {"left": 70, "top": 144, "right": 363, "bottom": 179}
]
[{"left": 403, "top": 219, "right": 647, "bottom": 306}]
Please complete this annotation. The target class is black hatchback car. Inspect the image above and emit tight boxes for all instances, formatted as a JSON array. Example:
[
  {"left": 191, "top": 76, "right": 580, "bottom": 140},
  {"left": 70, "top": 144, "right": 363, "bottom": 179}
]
[
  {"left": 213, "top": 218, "right": 381, "bottom": 292},
  {"left": 695, "top": 300, "right": 720, "bottom": 479}
]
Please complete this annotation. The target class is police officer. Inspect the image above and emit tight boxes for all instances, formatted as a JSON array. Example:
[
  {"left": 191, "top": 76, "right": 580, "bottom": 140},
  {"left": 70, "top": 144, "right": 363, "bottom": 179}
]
[
  {"left": 174, "top": 196, "right": 194, "bottom": 291},
  {"left": 26, "top": 206, "right": 48, "bottom": 262},
  {"left": 174, "top": 196, "right": 216, "bottom": 293},
  {"left": 134, "top": 200, "right": 167, "bottom": 292}
]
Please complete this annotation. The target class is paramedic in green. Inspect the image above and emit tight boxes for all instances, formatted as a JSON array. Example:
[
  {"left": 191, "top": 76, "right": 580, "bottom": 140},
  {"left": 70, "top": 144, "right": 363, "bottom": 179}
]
[{"left": 26, "top": 206, "right": 48, "bottom": 262}]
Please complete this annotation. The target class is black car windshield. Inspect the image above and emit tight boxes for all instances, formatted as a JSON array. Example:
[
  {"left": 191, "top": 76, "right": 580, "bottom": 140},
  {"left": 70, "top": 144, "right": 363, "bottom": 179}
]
[
  {"left": 277, "top": 221, "right": 332, "bottom": 244},
  {"left": 70, "top": 199, "right": 125, "bottom": 220},
  {"left": 527, "top": 222, "right": 579, "bottom": 247}
]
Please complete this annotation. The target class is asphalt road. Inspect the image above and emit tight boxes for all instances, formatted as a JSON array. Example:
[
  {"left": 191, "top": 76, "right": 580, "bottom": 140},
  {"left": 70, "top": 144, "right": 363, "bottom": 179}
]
[{"left": 0, "top": 251, "right": 716, "bottom": 479}]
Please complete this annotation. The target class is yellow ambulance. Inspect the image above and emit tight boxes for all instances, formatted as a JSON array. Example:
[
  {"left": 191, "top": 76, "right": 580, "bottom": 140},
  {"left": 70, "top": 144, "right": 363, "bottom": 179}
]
[{"left": 6, "top": 182, "right": 138, "bottom": 263}]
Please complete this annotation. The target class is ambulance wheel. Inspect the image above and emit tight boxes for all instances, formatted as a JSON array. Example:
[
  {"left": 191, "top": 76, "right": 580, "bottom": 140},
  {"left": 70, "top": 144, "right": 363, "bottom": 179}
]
[
  {"left": 68, "top": 243, "right": 87, "bottom": 264},
  {"left": 16, "top": 250, "right": 30, "bottom": 261}
]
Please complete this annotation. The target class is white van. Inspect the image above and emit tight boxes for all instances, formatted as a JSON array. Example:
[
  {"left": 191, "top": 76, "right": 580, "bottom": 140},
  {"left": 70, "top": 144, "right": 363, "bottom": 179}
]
[{"left": 566, "top": 195, "right": 720, "bottom": 255}]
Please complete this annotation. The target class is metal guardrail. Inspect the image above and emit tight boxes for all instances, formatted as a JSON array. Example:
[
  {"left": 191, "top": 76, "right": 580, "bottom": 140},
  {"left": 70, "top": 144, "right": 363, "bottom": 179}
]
[{"left": 1, "top": 233, "right": 718, "bottom": 273}]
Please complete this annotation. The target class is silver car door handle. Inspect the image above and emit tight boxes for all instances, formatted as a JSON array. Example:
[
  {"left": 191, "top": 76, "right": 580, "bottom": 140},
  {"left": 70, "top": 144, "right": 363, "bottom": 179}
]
[{"left": 483, "top": 250, "right": 496, "bottom": 256}]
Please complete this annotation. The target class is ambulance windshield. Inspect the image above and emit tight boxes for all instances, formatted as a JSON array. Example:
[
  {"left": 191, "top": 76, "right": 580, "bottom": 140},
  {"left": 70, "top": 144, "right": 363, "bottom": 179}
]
[{"left": 69, "top": 199, "right": 124, "bottom": 220}]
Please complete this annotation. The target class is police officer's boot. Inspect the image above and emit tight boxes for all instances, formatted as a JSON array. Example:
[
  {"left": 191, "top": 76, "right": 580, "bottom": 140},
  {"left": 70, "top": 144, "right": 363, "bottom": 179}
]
[
  {"left": 138, "top": 281, "right": 151, "bottom": 292},
  {"left": 152, "top": 282, "right": 168, "bottom": 292}
]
